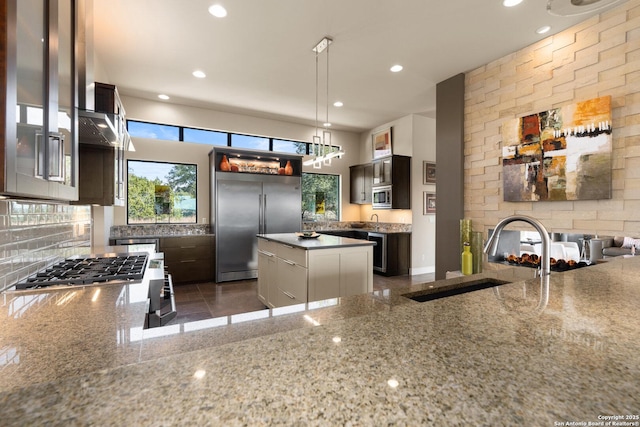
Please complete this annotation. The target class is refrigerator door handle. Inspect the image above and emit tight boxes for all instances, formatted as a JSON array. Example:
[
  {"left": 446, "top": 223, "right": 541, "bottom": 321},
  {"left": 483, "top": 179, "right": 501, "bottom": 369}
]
[
  {"left": 263, "top": 194, "right": 267, "bottom": 233},
  {"left": 258, "top": 194, "right": 264, "bottom": 234}
]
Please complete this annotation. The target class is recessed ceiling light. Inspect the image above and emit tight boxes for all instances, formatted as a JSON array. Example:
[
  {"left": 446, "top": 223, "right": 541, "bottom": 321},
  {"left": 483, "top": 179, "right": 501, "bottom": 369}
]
[
  {"left": 390, "top": 65, "right": 403, "bottom": 73},
  {"left": 192, "top": 70, "right": 206, "bottom": 78},
  {"left": 333, "top": 101, "right": 343, "bottom": 107},
  {"left": 503, "top": 0, "right": 523, "bottom": 7},
  {"left": 208, "top": 4, "right": 227, "bottom": 18},
  {"left": 536, "top": 25, "right": 551, "bottom": 34},
  {"left": 158, "top": 94, "right": 170, "bottom": 100}
]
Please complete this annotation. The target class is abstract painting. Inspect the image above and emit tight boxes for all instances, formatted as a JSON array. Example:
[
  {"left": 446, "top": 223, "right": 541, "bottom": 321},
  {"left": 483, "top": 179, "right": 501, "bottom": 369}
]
[
  {"left": 501, "top": 96, "right": 612, "bottom": 201},
  {"left": 372, "top": 127, "right": 392, "bottom": 159}
]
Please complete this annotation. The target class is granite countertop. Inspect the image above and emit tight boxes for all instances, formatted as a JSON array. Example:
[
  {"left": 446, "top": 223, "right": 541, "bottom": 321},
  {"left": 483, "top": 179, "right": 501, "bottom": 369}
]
[
  {"left": 1, "top": 257, "right": 639, "bottom": 425},
  {"left": 258, "top": 232, "right": 376, "bottom": 249},
  {"left": 109, "top": 233, "right": 215, "bottom": 241}
]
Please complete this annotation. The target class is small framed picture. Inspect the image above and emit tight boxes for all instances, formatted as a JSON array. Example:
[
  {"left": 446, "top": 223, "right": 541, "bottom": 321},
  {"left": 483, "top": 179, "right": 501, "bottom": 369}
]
[
  {"left": 372, "top": 127, "right": 392, "bottom": 159},
  {"left": 423, "top": 192, "right": 436, "bottom": 214},
  {"left": 423, "top": 161, "right": 436, "bottom": 184}
]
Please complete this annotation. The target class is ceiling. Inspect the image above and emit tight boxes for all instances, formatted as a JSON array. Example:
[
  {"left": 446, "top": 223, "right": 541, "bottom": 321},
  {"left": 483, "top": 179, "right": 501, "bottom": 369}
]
[{"left": 92, "top": 0, "right": 624, "bottom": 133}]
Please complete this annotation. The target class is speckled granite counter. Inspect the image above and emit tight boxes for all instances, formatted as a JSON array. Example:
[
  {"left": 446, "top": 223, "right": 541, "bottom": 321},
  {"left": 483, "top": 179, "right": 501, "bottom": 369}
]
[{"left": 1, "top": 257, "right": 639, "bottom": 425}]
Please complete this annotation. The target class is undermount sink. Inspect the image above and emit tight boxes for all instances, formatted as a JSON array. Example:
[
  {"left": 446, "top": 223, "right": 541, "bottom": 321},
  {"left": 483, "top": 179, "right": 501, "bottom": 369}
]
[{"left": 403, "top": 278, "right": 510, "bottom": 303}]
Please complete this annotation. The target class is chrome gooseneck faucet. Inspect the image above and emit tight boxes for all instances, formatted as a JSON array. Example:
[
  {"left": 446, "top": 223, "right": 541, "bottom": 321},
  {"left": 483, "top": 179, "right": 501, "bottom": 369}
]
[
  {"left": 483, "top": 215, "right": 551, "bottom": 277},
  {"left": 370, "top": 213, "right": 379, "bottom": 230}
]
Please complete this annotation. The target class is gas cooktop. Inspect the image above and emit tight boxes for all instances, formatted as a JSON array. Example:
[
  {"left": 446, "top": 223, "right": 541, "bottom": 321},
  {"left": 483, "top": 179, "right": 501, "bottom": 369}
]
[{"left": 15, "top": 253, "right": 149, "bottom": 290}]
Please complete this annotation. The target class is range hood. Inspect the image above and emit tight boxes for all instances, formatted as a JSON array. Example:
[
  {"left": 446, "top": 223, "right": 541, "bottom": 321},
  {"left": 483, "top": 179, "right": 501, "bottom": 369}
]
[{"left": 78, "top": 109, "right": 119, "bottom": 146}]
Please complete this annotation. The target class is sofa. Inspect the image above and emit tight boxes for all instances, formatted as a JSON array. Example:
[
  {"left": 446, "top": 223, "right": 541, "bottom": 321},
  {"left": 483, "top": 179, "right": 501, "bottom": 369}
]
[{"left": 600, "top": 236, "right": 640, "bottom": 257}]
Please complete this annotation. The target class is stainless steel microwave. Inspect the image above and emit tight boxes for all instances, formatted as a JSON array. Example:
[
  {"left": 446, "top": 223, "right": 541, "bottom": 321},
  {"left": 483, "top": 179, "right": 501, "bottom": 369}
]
[{"left": 372, "top": 186, "right": 392, "bottom": 209}]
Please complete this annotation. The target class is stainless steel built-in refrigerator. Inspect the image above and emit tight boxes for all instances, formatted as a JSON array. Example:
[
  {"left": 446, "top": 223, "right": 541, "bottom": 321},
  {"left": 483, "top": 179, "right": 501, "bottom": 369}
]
[{"left": 212, "top": 152, "right": 301, "bottom": 282}]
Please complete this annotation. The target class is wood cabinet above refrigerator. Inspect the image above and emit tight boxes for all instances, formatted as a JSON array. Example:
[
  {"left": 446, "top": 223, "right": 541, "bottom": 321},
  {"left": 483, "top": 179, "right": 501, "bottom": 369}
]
[{"left": 1, "top": 0, "right": 79, "bottom": 201}]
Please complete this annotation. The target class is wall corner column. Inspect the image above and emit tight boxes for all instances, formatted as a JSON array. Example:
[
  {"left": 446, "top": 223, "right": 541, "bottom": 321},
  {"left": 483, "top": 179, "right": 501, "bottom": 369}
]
[{"left": 435, "top": 73, "right": 464, "bottom": 279}]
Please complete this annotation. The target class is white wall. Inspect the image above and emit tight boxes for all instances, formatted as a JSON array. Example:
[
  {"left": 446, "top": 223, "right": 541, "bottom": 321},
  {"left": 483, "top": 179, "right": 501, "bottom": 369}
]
[
  {"left": 357, "top": 114, "right": 437, "bottom": 274},
  {"left": 410, "top": 116, "right": 436, "bottom": 275}
]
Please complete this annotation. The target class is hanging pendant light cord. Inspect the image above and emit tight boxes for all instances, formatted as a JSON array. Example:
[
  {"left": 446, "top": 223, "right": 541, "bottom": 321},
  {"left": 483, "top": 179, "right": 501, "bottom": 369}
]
[
  {"left": 315, "top": 51, "right": 319, "bottom": 139},
  {"left": 326, "top": 42, "right": 330, "bottom": 132}
]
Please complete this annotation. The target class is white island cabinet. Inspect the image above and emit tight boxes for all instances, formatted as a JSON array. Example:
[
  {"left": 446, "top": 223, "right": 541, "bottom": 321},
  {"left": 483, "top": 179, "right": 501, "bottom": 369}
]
[{"left": 257, "top": 233, "right": 374, "bottom": 308}]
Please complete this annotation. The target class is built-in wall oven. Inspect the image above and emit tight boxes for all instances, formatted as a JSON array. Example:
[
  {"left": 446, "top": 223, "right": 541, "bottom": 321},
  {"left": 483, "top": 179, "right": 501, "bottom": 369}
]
[
  {"left": 146, "top": 267, "right": 176, "bottom": 328},
  {"left": 367, "top": 232, "right": 387, "bottom": 273},
  {"left": 112, "top": 238, "right": 176, "bottom": 328}
]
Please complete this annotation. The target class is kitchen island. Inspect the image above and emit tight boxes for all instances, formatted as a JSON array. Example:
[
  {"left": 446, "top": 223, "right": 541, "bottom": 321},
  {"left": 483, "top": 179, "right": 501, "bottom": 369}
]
[
  {"left": 257, "top": 233, "right": 375, "bottom": 308},
  {"left": 0, "top": 255, "right": 639, "bottom": 425}
]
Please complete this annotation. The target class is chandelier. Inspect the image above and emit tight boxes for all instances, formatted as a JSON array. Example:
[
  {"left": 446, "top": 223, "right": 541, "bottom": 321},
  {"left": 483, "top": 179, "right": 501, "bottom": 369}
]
[{"left": 303, "top": 36, "right": 345, "bottom": 168}]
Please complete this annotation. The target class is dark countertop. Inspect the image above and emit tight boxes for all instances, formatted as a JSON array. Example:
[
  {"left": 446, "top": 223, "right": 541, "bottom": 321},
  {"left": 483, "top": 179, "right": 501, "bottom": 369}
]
[
  {"left": 319, "top": 227, "right": 411, "bottom": 234},
  {"left": 258, "top": 232, "right": 375, "bottom": 249},
  {"left": 1, "top": 256, "right": 638, "bottom": 425}
]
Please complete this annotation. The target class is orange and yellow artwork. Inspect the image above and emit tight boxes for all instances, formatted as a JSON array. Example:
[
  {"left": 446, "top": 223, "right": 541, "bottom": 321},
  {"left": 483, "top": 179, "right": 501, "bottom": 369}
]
[{"left": 501, "top": 96, "right": 612, "bottom": 201}]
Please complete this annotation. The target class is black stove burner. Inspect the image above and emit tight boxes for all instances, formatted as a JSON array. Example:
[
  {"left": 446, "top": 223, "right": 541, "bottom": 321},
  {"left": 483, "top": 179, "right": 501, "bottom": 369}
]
[{"left": 15, "top": 254, "right": 148, "bottom": 290}]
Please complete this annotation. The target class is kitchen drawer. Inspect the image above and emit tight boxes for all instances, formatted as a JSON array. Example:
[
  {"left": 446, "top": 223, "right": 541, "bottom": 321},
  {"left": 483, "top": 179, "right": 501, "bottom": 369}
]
[
  {"left": 258, "top": 239, "right": 279, "bottom": 255},
  {"left": 165, "top": 261, "right": 212, "bottom": 284},
  {"left": 276, "top": 258, "right": 307, "bottom": 306},
  {"left": 160, "top": 236, "right": 213, "bottom": 249},
  {"left": 162, "top": 245, "right": 211, "bottom": 261},
  {"left": 276, "top": 243, "right": 307, "bottom": 267}
]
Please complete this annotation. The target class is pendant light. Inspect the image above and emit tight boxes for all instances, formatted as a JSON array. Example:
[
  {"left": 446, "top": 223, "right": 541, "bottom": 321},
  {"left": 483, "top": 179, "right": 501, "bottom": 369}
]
[{"left": 303, "top": 36, "right": 345, "bottom": 168}]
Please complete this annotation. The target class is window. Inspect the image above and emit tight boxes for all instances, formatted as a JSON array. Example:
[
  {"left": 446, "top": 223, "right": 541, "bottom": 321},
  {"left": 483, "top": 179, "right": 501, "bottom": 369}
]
[
  {"left": 302, "top": 173, "right": 340, "bottom": 221},
  {"left": 273, "top": 139, "right": 308, "bottom": 154},
  {"left": 231, "top": 134, "right": 269, "bottom": 150},
  {"left": 128, "top": 121, "right": 180, "bottom": 140},
  {"left": 125, "top": 120, "right": 343, "bottom": 158},
  {"left": 184, "top": 128, "right": 228, "bottom": 145},
  {"left": 127, "top": 160, "right": 197, "bottom": 224}
]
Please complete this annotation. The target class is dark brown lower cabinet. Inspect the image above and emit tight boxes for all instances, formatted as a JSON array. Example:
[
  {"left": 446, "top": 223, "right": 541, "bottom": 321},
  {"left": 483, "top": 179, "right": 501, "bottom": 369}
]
[
  {"left": 384, "top": 233, "right": 411, "bottom": 276},
  {"left": 160, "top": 236, "right": 215, "bottom": 283}
]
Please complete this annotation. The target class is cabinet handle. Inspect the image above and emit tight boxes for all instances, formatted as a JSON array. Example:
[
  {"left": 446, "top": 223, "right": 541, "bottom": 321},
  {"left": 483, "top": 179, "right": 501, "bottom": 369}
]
[
  {"left": 283, "top": 259, "right": 296, "bottom": 266},
  {"left": 282, "top": 291, "right": 296, "bottom": 299},
  {"left": 258, "top": 250, "right": 275, "bottom": 257},
  {"left": 282, "top": 244, "right": 295, "bottom": 249},
  {"left": 180, "top": 260, "right": 196, "bottom": 263},
  {"left": 180, "top": 246, "right": 196, "bottom": 249}
]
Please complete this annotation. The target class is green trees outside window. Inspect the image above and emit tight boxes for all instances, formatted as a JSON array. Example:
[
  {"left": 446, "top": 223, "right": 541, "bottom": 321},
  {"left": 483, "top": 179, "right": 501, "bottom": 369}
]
[
  {"left": 302, "top": 173, "right": 340, "bottom": 222},
  {"left": 127, "top": 160, "right": 197, "bottom": 224}
]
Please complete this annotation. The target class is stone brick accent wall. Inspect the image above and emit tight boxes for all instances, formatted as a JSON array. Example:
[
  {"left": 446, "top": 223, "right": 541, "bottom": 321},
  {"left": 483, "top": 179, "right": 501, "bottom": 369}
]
[
  {"left": 464, "top": 1, "right": 640, "bottom": 237},
  {"left": 0, "top": 201, "right": 91, "bottom": 291}
]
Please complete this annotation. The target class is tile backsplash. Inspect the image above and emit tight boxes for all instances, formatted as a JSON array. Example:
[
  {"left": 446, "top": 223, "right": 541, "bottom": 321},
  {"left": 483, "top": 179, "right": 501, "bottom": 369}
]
[
  {"left": 110, "top": 224, "right": 211, "bottom": 238},
  {"left": 0, "top": 200, "right": 91, "bottom": 292},
  {"left": 303, "top": 221, "right": 412, "bottom": 233}
]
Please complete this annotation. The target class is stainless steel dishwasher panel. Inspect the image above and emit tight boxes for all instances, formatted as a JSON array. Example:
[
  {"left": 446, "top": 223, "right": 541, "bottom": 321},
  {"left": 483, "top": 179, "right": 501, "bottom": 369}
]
[{"left": 367, "top": 232, "right": 387, "bottom": 273}]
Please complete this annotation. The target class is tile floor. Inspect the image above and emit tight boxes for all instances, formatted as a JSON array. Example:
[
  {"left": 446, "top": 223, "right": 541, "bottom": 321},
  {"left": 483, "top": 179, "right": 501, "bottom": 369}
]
[{"left": 168, "top": 272, "right": 435, "bottom": 325}]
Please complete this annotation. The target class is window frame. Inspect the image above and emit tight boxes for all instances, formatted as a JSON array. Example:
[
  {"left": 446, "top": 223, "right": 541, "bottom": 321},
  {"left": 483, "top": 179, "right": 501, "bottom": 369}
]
[
  {"left": 126, "top": 159, "right": 198, "bottom": 225},
  {"left": 126, "top": 119, "right": 342, "bottom": 157}
]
